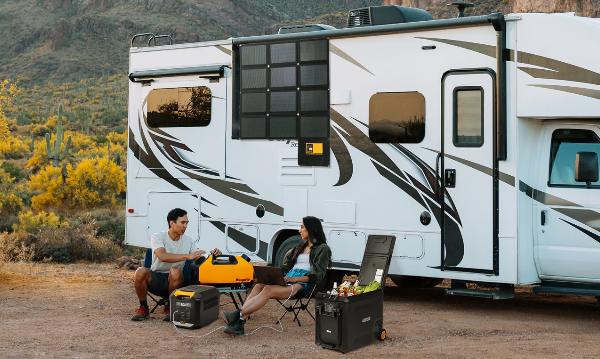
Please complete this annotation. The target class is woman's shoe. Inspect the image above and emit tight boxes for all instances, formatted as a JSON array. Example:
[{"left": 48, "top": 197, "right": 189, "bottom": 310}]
[
  {"left": 223, "top": 318, "right": 245, "bottom": 335},
  {"left": 224, "top": 309, "right": 240, "bottom": 325}
]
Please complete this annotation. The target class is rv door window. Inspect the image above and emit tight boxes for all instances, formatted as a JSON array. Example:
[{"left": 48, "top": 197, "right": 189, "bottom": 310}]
[
  {"left": 369, "top": 92, "right": 425, "bottom": 143},
  {"left": 548, "top": 129, "right": 600, "bottom": 187},
  {"left": 454, "top": 87, "right": 483, "bottom": 147},
  {"left": 147, "top": 87, "right": 211, "bottom": 128}
]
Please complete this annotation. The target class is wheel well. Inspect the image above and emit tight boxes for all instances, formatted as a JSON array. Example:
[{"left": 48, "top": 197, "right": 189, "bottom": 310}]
[{"left": 270, "top": 229, "right": 298, "bottom": 265}]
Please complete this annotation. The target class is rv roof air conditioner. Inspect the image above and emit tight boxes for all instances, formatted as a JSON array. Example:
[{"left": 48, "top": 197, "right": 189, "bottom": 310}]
[
  {"left": 278, "top": 24, "right": 336, "bottom": 34},
  {"left": 347, "top": 5, "right": 433, "bottom": 27}
]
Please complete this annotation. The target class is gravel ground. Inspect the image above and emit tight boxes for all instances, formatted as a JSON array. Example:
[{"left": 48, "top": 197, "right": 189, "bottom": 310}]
[{"left": 1, "top": 262, "right": 600, "bottom": 358}]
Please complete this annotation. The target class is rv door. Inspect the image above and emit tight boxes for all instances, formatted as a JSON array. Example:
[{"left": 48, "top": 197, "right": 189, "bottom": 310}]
[
  {"left": 441, "top": 70, "right": 497, "bottom": 274},
  {"left": 534, "top": 124, "right": 600, "bottom": 281}
]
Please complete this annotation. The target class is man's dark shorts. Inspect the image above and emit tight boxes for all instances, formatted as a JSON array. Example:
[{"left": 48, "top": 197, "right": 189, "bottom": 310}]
[{"left": 148, "top": 270, "right": 170, "bottom": 297}]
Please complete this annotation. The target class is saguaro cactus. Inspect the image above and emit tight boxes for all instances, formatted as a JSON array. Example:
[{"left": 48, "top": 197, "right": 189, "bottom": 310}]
[{"left": 45, "top": 105, "right": 72, "bottom": 167}]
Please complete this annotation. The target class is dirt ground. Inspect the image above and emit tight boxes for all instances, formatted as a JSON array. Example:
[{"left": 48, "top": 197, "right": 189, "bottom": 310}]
[{"left": 1, "top": 262, "right": 600, "bottom": 358}]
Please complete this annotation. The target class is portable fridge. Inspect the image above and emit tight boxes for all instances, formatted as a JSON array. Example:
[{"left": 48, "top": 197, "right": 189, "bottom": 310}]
[{"left": 315, "top": 235, "right": 396, "bottom": 353}]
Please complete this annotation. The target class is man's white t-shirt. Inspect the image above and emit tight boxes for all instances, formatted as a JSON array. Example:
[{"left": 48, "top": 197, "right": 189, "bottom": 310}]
[{"left": 150, "top": 231, "right": 195, "bottom": 272}]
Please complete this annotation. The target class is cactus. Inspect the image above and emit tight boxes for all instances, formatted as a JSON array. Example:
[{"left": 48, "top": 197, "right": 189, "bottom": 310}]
[
  {"left": 45, "top": 104, "right": 72, "bottom": 167},
  {"left": 29, "top": 133, "right": 35, "bottom": 152}
]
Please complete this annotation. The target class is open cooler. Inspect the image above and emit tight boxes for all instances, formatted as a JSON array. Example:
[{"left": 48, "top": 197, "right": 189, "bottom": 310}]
[{"left": 315, "top": 235, "right": 396, "bottom": 353}]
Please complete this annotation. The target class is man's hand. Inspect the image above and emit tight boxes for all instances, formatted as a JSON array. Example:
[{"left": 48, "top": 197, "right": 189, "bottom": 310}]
[
  {"left": 210, "top": 248, "right": 222, "bottom": 257},
  {"left": 187, "top": 250, "right": 206, "bottom": 260},
  {"left": 284, "top": 276, "right": 296, "bottom": 283}
]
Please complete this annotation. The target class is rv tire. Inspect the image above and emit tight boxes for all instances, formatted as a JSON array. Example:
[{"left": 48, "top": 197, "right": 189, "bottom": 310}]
[
  {"left": 273, "top": 235, "right": 301, "bottom": 268},
  {"left": 390, "top": 275, "right": 443, "bottom": 288}
]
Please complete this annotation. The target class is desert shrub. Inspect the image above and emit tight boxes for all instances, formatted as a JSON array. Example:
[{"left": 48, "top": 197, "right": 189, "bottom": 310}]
[
  {"left": 0, "top": 136, "right": 29, "bottom": 159},
  {"left": 0, "top": 231, "right": 35, "bottom": 262},
  {"left": 85, "top": 208, "right": 125, "bottom": 245},
  {"left": 1, "top": 161, "right": 27, "bottom": 181},
  {"left": 0, "top": 167, "right": 24, "bottom": 230},
  {"left": 0, "top": 217, "right": 121, "bottom": 263}
]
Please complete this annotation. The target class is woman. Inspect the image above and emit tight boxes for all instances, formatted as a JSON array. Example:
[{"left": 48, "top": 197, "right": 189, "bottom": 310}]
[{"left": 223, "top": 216, "right": 331, "bottom": 335}]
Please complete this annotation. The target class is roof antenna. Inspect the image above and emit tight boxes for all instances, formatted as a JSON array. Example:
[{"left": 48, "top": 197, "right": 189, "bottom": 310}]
[{"left": 448, "top": 1, "right": 474, "bottom": 18}]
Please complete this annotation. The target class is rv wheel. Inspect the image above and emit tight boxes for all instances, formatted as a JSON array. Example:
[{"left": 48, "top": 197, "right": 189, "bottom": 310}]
[
  {"left": 273, "top": 235, "right": 301, "bottom": 267},
  {"left": 390, "top": 275, "right": 443, "bottom": 288}
]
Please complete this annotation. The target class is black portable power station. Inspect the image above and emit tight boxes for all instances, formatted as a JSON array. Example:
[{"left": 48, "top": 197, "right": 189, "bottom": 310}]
[{"left": 169, "top": 285, "right": 219, "bottom": 329}]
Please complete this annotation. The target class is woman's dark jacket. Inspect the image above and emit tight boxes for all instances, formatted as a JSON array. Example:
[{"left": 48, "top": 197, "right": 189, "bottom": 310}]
[{"left": 282, "top": 242, "right": 332, "bottom": 291}]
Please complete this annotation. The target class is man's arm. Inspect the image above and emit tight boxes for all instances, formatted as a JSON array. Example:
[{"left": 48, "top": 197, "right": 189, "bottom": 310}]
[{"left": 154, "top": 247, "right": 205, "bottom": 263}]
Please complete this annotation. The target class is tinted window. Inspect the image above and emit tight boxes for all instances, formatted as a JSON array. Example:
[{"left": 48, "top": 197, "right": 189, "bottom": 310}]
[
  {"left": 454, "top": 88, "right": 483, "bottom": 147},
  {"left": 369, "top": 92, "right": 425, "bottom": 143},
  {"left": 147, "top": 87, "right": 211, "bottom": 128},
  {"left": 549, "top": 129, "right": 600, "bottom": 187}
]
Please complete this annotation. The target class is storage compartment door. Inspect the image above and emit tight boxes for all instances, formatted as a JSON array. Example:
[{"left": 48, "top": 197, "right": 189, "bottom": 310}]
[{"left": 146, "top": 192, "right": 200, "bottom": 246}]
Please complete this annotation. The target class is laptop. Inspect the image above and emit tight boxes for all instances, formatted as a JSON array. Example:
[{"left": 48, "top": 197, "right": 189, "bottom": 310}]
[{"left": 253, "top": 265, "right": 287, "bottom": 286}]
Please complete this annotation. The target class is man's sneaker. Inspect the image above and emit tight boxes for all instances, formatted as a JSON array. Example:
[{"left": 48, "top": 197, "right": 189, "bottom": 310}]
[
  {"left": 224, "top": 310, "right": 240, "bottom": 326},
  {"left": 131, "top": 306, "right": 149, "bottom": 321},
  {"left": 163, "top": 305, "right": 171, "bottom": 322},
  {"left": 223, "top": 318, "right": 245, "bottom": 335}
]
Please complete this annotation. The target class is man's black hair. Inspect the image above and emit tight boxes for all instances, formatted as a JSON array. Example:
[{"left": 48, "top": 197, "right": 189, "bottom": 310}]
[{"left": 167, "top": 208, "right": 187, "bottom": 228}]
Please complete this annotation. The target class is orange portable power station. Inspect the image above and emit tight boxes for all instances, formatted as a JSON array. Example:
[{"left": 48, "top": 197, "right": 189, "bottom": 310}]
[{"left": 198, "top": 254, "right": 254, "bottom": 286}]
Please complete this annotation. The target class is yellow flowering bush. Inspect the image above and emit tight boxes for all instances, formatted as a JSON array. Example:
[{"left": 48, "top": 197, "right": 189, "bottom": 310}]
[
  {"left": 0, "top": 80, "right": 19, "bottom": 139},
  {"left": 66, "top": 157, "right": 125, "bottom": 207},
  {"left": 0, "top": 167, "right": 24, "bottom": 217},
  {"left": 29, "top": 158, "right": 125, "bottom": 210},
  {"left": 13, "top": 210, "right": 63, "bottom": 232},
  {"left": 0, "top": 135, "right": 29, "bottom": 159}
]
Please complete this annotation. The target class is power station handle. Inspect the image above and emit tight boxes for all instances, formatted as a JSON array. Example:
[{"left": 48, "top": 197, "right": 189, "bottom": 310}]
[
  {"left": 541, "top": 210, "right": 546, "bottom": 226},
  {"left": 211, "top": 255, "right": 238, "bottom": 265}
]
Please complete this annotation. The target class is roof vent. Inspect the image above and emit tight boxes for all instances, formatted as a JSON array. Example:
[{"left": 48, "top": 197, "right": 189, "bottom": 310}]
[
  {"left": 278, "top": 24, "right": 335, "bottom": 34},
  {"left": 347, "top": 5, "right": 433, "bottom": 27}
]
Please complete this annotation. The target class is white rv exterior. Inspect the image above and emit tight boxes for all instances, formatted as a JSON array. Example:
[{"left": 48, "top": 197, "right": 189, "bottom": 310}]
[{"left": 126, "top": 10, "right": 600, "bottom": 293}]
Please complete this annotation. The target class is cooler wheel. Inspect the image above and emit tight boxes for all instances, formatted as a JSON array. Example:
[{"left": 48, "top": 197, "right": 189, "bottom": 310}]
[{"left": 378, "top": 328, "right": 387, "bottom": 341}]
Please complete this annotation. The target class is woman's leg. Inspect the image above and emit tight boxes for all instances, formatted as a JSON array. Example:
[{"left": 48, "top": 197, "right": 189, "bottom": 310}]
[
  {"left": 241, "top": 284, "right": 302, "bottom": 317},
  {"left": 244, "top": 283, "right": 264, "bottom": 303}
]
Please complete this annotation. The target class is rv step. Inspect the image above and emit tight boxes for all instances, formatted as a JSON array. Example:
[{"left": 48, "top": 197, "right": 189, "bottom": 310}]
[
  {"left": 445, "top": 286, "right": 514, "bottom": 300},
  {"left": 533, "top": 285, "right": 600, "bottom": 297}
]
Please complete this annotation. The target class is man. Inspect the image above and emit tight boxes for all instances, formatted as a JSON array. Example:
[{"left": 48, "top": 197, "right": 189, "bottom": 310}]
[{"left": 131, "top": 208, "right": 222, "bottom": 321}]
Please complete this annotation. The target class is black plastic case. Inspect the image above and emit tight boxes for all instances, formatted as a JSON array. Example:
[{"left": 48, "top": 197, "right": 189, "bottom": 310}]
[{"left": 315, "top": 235, "right": 396, "bottom": 353}]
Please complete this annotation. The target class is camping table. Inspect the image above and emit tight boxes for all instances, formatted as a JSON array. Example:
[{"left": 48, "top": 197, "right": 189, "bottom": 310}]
[{"left": 216, "top": 286, "right": 248, "bottom": 310}]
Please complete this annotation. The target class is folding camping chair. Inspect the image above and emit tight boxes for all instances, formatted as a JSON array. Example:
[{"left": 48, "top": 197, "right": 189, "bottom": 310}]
[
  {"left": 276, "top": 270, "right": 331, "bottom": 327},
  {"left": 143, "top": 248, "right": 169, "bottom": 313}
]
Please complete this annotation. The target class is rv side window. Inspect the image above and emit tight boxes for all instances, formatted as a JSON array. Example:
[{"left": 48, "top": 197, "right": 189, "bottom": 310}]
[
  {"left": 453, "top": 87, "right": 483, "bottom": 147},
  {"left": 368, "top": 92, "right": 425, "bottom": 143},
  {"left": 548, "top": 129, "right": 600, "bottom": 187},
  {"left": 147, "top": 87, "right": 211, "bottom": 128}
]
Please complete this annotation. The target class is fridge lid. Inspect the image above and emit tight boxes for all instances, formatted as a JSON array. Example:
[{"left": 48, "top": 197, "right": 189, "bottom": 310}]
[{"left": 358, "top": 235, "right": 396, "bottom": 285}]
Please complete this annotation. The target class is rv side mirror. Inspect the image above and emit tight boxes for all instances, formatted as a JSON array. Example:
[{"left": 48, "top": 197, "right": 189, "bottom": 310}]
[{"left": 575, "top": 151, "right": 598, "bottom": 184}]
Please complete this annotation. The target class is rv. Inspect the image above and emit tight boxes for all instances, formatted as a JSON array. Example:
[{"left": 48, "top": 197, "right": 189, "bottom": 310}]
[{"left": 125, "top": 6, "right": 600, "bottom": 298}]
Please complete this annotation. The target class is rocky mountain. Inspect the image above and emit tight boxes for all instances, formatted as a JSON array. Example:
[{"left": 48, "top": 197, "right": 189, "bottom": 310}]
[
  {"left": 385, "top": 0, "right": 600, "bottom": 18},
  {"left": 0, "top": 0, "right": 381, "bottom": 84}
]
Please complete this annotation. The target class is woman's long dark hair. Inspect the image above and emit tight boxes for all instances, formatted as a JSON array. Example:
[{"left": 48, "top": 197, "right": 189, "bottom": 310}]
[{"left": 290, "top": 216, "right": 327, "bottom": 265}]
